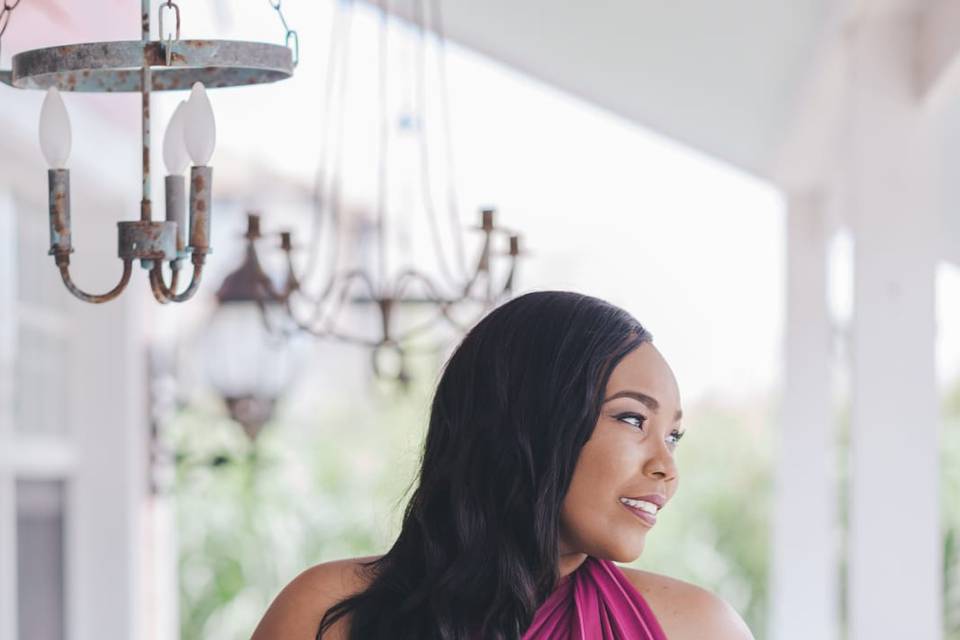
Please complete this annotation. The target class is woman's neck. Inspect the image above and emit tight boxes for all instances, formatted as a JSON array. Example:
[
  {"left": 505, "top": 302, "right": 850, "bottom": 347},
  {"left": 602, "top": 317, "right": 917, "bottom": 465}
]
[{"left": 558, "top": 550, "right": 588, "bottom": 581}]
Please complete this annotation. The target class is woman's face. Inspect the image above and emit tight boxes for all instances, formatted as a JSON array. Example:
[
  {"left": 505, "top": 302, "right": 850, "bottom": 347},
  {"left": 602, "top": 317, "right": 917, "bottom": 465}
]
[{"left": 559, "top": 342, "right": 684, "bottom": 564}]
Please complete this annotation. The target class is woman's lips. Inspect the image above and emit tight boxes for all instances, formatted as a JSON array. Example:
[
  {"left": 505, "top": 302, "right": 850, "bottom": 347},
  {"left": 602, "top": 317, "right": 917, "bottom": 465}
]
[{"left": 620, "top": 501, "right": 657, "bottom": 526}]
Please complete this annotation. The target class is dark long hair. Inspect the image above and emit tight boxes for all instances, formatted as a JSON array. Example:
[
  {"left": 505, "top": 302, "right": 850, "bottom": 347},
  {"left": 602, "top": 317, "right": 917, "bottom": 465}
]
[{"left": 318, "top": 291, "right": 652, "bottom": 640}]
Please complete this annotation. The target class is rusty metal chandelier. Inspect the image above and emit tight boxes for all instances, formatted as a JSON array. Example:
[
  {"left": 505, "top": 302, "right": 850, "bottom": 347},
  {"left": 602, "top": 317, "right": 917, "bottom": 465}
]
[
  {"left": 241, "top": 0, "right": 524, "bottom": 382},
  {"left": 0, "top": 0, "right": 296, "bottom": 303}
]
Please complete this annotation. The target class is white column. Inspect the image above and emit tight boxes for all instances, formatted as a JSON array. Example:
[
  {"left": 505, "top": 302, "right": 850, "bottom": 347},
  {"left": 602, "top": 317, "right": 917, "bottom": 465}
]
[
  {"left": 68, "top": 211, "right": 149, "bottom": 640},
  {"left": 845, "top": 13, "right": 942, "bottom": 640},
  {"left": 0, "top": 189, "right": 18, "bottom": 640},
  {"left": 769, "top": 190, "right": 837, "bottom": 640}
]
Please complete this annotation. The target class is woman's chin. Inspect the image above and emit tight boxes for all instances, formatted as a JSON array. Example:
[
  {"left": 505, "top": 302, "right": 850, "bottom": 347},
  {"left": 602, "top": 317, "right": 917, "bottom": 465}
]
[{"left": 602, "top": 536, "right": 646, "bottom": 564}]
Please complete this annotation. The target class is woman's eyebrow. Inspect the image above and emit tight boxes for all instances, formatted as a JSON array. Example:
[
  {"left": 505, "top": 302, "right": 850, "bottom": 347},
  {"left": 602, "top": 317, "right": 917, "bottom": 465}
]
[{"left": 604, "top": 390, "right": 683, "bottom": 421}]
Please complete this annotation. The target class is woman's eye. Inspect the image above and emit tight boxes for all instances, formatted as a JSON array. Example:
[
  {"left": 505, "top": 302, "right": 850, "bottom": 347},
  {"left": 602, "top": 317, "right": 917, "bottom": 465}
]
[
  {"left": 616, "top": 413, "right": 646, "bottom": 429},
  {"left": 667, "top": 430, "right": 685, "bottom": 448}
]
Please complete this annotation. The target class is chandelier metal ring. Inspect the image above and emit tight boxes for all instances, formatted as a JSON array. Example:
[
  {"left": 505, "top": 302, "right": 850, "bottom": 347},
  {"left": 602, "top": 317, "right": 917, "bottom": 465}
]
[{"left": 3, "top": 39, "right": 293, "bottom": 92}]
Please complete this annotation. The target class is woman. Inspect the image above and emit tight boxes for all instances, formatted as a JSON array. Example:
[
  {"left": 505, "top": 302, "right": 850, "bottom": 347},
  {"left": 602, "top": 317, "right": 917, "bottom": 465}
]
[{"left": 252, "top": 291, "right": 754, "bottom": 639}]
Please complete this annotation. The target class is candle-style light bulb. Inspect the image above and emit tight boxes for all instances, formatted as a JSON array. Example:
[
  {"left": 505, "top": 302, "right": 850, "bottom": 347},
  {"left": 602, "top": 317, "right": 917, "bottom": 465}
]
[
  {"left": 163, "top": 101, "right": 190, "bottom": 175},
  {"left": 184, "top": 82, "right": 216, "bottom": 166},
  {"left": 39, "top": 87, "right": 72, "bottom": 169}
]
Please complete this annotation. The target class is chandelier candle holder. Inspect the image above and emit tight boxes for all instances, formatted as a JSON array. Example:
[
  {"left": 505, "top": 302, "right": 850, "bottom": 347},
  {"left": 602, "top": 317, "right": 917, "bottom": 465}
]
[{"left": 0, "top": 0, "right": 296, "bottom": 304}]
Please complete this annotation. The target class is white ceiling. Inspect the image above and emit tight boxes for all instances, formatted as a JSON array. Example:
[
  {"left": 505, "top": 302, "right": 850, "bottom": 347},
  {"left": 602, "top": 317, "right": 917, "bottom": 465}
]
[
  {"left": 4, "top": 0, "right": 835, "bottom": 180},
  {"left": 391, "top": 0, "right": 834, "bottom": 179}
]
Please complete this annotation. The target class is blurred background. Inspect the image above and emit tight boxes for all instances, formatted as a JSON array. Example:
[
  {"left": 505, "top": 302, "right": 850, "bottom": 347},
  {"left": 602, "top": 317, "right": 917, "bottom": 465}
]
[{"left": 2, "top": 1, "right": 960, "bottom": 639}]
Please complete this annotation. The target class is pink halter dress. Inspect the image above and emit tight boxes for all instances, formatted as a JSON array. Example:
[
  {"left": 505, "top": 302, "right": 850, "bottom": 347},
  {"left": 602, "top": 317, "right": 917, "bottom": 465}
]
[{"left": 522, "top": 556, "right": 668, "bottom": 640}]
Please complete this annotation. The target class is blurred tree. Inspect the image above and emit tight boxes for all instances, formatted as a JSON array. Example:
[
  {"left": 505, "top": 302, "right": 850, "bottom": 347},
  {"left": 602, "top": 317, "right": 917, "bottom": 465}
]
[
  {"left": 943, "top": 377, "right": 960, "bottom": 640},
  {"left": 169, "top": 369, "right": 434, "bottom": 640}
]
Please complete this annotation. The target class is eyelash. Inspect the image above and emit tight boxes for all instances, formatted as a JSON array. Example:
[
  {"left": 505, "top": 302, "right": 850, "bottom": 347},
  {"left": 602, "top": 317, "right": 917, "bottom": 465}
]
[{"left": 614, "top": 412, "right": 685, "bottom": 448}]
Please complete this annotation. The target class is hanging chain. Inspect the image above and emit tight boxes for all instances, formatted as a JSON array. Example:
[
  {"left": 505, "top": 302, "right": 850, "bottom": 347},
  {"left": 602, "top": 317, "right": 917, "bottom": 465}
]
[
  {"left": 0, "top": 0, "right": 24, "bottom": 63},
  {"left": 268, "top": 0, "right": 298, "bottom": 67},
  {"left": 159, "top": 1, "right": 181, "bottom": 42}
]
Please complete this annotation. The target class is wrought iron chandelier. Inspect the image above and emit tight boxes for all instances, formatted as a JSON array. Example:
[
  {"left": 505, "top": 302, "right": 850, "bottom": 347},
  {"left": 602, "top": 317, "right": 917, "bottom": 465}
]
[
  {"left": 0, "top": 0, "right": 297, "bottom": 304},
  {"left": 242, "top": 0, "right": 524, "bottom": 382}
]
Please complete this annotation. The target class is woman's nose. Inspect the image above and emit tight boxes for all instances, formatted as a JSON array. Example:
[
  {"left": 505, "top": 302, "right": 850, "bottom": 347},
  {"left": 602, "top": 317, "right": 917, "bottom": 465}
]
[{"left": 643, "top": 441, "right": 677, "bottom": 481}]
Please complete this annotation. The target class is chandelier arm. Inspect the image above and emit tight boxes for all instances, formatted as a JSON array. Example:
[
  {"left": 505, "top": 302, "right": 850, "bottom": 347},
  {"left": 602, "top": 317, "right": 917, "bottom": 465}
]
[
  {"left": 391, "top": 268, "right": 449, "bottom": 305},
  {"left": 148, "top": 264, "right": 174, "bottom": 302},
  {"left": 238, "top": 235, "right": 289, "bottom": 303},
  {"left": 319, "top": 329, "right": 381, "bottom": 348},
  {"left": 438, "top": 303, "right": 471, "bottom": 332},
  {"left": 439, "top": 274, "right": 514, "bottom": 332},
  {"left": 457, "top": 230, "right": 493, "bottom": 300},
  {"left": 292, "top": 267, "right": 374, "bottom": 331},
  {"left": 498, "top": 252, "right": 518, "bottom": 297},
  {"left": 148, "top": 266, "right": 173, "bottom": 304},
  {"left": 413, "top": 0, "right": 469, "bottom": 287},
  {"left": 282, "top": 243, "right": 337, "bottom": 306},
  {"left": 284, "top": 267, "right": 376, "bottom": 337},
  {"left": 450, "top": 296, "right": 501, "bottom": 331},
  {"left": 285, "top": 283, "right": 328, "bottom": 329},
  {"left": 167, "top": 262, "right": 180, "bottom": 293},
  {"left": 458, "top": 271, "right": 483, "bottom": 303},
  {"left": 253, "top": 295, "right": 292, "bottom": 341},
  {"left": 55, "top": 257, "right": 134, "bottom": 304},
  {"left": 281, "top": 296, "right": 327, "bottom": 337},
  {"left": 169, "top": 261, "right": 204, "bottom": 302},
  {"left": 250, "top": 262, "right": 288, "bottom": 303},
  {"left": 149, "top": 254, "right": 205, "bottom": 303},
  {"left": 322, "top": 267, "right": 379, "bottom": 332},
  {"left": 477, "top": 247, "right": 517, "bottom": 306},
  {"left": 379, "top": 283, "right": 474, "bottom": 337},
  {"left": 281, "top": 297, "right": 379, "bottom": 348},
  {"left": 384, "top": 269, "right": 459, "bottom": 342},
  {"left": 391, "top": 305, "right": 454, "bottom": 343},
  {"left": 281, "top": 249, "right": 303, "bottom": 295},
  {"left": 145, "top": 260, "right": 184, "bottom": 304}
]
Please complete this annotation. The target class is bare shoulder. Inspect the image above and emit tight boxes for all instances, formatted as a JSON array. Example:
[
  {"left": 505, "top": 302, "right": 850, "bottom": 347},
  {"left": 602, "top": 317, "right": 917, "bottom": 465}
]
[
  {"left": 251, "top": 555, "right": 382, "bottom": 640},
  {"left": 618, "top": 567, "right": 755, "bottom": 640}
]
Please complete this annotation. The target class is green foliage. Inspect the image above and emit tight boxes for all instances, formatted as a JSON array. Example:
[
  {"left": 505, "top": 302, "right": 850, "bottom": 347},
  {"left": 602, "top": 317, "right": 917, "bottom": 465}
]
[
  {"left": 170, "top": 375, "right": 433, "bottom": 640},
  {"left": 943, "top": 377, "right": 960, "bottom": 640}
]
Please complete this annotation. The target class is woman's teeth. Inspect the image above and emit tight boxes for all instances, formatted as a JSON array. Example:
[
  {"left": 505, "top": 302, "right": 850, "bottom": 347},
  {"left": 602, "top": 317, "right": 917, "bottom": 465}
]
[{"left": 619, "top": 497, "right": 658, "bottom": 514}]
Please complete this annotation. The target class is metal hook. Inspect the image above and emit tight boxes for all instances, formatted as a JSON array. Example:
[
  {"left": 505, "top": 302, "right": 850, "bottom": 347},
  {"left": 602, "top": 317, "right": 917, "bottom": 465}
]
[
  {"left": 159, "top": 1, "right": 181, "bottom": 66},
  {"left": 286, "top": 30, "right": 299, "bottom": 67}
]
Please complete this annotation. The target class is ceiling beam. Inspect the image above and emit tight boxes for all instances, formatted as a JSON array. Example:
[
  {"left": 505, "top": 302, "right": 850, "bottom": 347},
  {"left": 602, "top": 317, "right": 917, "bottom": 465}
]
[
  {"left": 772, "top": 2, "right": 859, "bottom": 194},
  {"left": 918, "top": 0, "right": 960, "bottom": 109}
]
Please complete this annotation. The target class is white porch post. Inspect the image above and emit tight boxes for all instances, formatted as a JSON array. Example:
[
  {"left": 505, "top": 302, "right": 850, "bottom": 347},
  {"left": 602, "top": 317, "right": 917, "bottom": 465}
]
[
  {"left": 769, "top": 190, "right": 837, "bottom": 640},
  {"left": 845, "top": 12, "right": 942, "bottom": 640},
  {"left": 69, "top": 211, "right": 149, "bottom": 640},
  {"left": 0, "top": 189, "right": 18, "bottom": 640}
]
